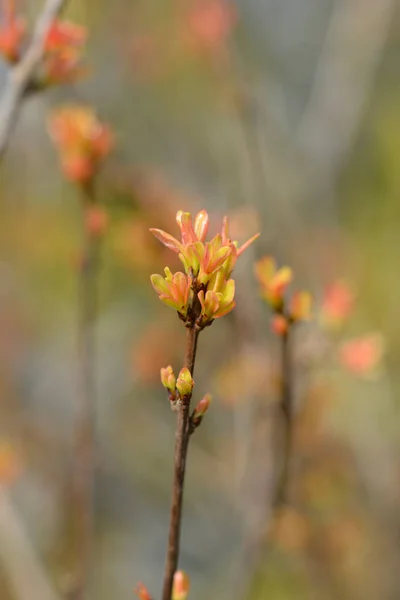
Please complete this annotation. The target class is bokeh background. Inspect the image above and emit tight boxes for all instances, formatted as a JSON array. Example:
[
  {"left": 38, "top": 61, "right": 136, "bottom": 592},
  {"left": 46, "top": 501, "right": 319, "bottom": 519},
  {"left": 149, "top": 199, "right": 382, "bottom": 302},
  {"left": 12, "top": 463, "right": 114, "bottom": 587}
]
[{"left": 0, "top": 0, "right": 400, "bottom": 599}]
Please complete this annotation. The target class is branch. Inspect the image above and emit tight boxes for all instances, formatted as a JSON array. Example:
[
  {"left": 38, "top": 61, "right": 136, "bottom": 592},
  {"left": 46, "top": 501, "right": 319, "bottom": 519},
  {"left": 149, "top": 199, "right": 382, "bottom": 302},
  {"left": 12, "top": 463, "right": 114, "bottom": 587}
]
[
  {"left": 274, "top": 328, "right": 293, "bottom": 508},
  {"left": 231, "top": 329, "right": 295, "bottom": 600},
  {"left": 0, "top": 0, "right": 68, "bottom": 161},
  {"left": 161, "top": 326, "right": 199, "bottom": 600},
  {"left": 71, "top": 184, "right": 100, "bottom": 600}
]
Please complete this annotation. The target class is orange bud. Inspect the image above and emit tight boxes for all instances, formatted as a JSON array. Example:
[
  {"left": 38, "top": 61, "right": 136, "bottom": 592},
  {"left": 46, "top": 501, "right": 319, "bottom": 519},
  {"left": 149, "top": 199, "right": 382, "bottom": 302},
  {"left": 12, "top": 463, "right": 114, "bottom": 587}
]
[
  {"left": 271, "top": 314, "right": 288, "bottom": 336},
  {"left": 62, "top": 155, "right": 93, "bottom": 183},
  {"left": 172, "top": 570, "right": 190, "bottom": 600},
  {"left": 135, "top": 582, "right": 152, "bottom": 600},
  {"left": 42, "top": 19, "right": 87, "bottom": 85},
  {"left": 186, "top": 0, "right": 237, "bottom": 54},
  {"left": 0, "top": 1, "right": 26, "bottom": 63},
  {"left": 85, "top": 206, "right": 108, "bottom": 237},
  {"left": 193, "top": 393, "right": 212, "bottom": 418},
  {"left": 339, "top": 333, "right": 384, "bottom": 377},
  {"left": 255, "top": 257, "right": 292, "bottom": 309},
  {"left": 290, "top": 290, "right": 312, "bottom": 322},
  {"left": 48, "top": 105, "right": 113, "bottom": 185},
  {"left": 45, "top": 20, "right": 86, "bottom": 50},
  {"left": 320, "top": 280, "right": 354, "bottom": 329}
]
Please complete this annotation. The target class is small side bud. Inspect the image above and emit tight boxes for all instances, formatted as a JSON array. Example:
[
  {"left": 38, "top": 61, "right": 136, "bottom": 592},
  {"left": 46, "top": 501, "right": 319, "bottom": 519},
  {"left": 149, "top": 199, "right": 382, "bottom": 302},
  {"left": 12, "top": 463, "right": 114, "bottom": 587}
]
[
  {"left": 320, "top": 280, "right": 354, "bottom": 330},
  {"left": 172, "top": 570, "right": 190, "bottom": 600},
  {"left": 191, "top": 393, "right": 212, "bottom": 429},
  {"left": 271, "top": 314, "right": 288, "bottom": 336},
  {"left": 290, "top": 290, "right": 312, "bottom": 322},
  {"left": 193, "top": 393, "right": 212, "bottom": 419},
  {"left": 176, "top": 368, "right": 194, "bottom": 397},
  {"left": 160, "top": 365, "right": 176, "bottom": 392},
  {"left": 135, "top": 582, "right": 152, "bottom": 600},
  {"left": 85, "top": 206, "right": 108, "bottom": 237}
]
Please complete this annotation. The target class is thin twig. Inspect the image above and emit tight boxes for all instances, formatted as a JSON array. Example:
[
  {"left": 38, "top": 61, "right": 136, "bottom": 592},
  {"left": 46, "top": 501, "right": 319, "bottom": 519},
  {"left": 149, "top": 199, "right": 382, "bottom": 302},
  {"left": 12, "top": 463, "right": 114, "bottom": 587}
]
[
  {"left": 233, "top": 328, "right": 295, "bottom": 600},
  {"left": 71, "top": 183, "right": 100, "bottom": 600},
  {"left": 0, "top": 0, "right": 68, "bottom": 161},
  {"left": 161, "top": 326, "right": 199, "bottom": 600},
  {"left": 274, "top": 328, "right": 293, "bottom": 508}
]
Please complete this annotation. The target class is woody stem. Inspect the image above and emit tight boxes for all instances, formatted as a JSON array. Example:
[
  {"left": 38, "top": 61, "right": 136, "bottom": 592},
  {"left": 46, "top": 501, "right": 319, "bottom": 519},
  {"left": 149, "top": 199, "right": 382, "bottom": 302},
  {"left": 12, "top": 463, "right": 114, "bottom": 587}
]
[
  {"left": 72, "top": 181, "right": 99, "bottom": 600},
  {"left": 274, "top": 326, "right": 293, "bottom": 507},
  {"left": 161, "top": 326, "right": 199, "bottom": 600}
]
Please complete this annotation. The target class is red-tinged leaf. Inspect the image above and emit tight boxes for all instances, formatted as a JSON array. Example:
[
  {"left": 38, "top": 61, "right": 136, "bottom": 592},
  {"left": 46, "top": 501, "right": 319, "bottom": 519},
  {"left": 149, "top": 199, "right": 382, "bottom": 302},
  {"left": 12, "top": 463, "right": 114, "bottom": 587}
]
[
  {"left": 150, "top": 273, "right": 169, "bottom": 295},
  {"left": 149, "top": 228, "right": 182, "bottom": 253},
  {"left": 194, "top": 209, "right": 209, "bottom": 241},
  {"left": 214, "top": 300, "right": 235, "bottom": 318},
  {"left": 221, "top": 215, "right": 230, "bottom": 244},
  {"left": 237, "top": 232, "right": 260, "bottom": 256}
]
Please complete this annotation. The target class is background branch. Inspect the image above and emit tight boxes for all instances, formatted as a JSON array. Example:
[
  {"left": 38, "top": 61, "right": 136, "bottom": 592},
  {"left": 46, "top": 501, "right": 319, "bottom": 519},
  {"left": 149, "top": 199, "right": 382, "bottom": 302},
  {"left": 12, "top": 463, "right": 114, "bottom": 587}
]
[
  {"left": 71, "top": 184, "right": 100, "bottom": 600},
  {"left": 273, "top": 328, "right": 293, "bottom": 508},
  {"left": 0, "top": 0, "right": 68, "bottom": 161}
]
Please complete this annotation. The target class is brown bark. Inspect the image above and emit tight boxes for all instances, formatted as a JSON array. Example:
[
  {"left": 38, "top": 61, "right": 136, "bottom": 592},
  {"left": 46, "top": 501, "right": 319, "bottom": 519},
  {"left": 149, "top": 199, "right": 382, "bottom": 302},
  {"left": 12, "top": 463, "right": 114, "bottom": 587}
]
[{"left": 161, "top": 326, "right": 199, "bottom": 600}]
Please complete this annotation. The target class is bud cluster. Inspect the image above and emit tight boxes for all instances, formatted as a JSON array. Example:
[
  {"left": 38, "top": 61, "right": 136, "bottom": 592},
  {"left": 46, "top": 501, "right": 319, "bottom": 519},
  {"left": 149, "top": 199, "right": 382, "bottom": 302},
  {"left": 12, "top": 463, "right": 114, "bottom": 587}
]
[
  {"left": 0, "top": 2, "right": 86, "bottom": 86},
  {"left": 150, "top": 209, "right": 259, "bottom": 329},
  {"left": 48, "top": 105, "right": 113, "bottom": 185},
  {"left": 160, "top": 365, "right": 211, "bottom": 428},
  {"left": 160, "top": 365, "right": 194, "bottom": 407},
  {"left": 255, "top": 256, "right": 312, "bottom": 335}
]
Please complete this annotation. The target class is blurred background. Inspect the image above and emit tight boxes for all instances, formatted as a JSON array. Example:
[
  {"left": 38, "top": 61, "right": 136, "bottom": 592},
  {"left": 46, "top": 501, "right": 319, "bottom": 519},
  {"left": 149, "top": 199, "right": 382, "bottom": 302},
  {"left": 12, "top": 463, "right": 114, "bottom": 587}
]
[{"left": 0, "top": 0, "right": 399, "bottom": 598}]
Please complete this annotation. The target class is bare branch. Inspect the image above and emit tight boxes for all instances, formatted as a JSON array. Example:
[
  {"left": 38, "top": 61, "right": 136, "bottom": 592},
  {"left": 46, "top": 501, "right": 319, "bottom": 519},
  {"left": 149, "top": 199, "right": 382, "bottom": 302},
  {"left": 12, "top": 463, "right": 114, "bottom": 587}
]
[
  {"left": 162, "top": 327, "right": 200, "bottom": 600},
  {"left": 70, "top": 184, "right": 101, "bottom": 600},
  {"left": 0, "top": 0, "right": 68, "bottom": 161}
]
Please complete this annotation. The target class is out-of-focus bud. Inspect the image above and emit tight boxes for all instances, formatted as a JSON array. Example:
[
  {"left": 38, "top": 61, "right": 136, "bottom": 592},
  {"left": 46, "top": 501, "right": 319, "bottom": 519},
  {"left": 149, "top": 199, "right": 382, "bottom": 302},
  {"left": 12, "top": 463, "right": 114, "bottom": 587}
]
[
  {"left": 255, "top": 256, "right": 292, "bottom": 310},
  {"left": 0, "top": 1, "right": 26, "bottom": 63},
  {"left": 160, "top": 365, "right": 176, "bottom": 392},
  {"left": 290, "top": 290, "right": 312, "bottom": 322},
  {"left": 320, "top": 280, "right": 354, "bottom": 330},
  {"left": 339, "top": 333, "right": 384, "bottom": 377},
  {"left": 42, "top": 20, "right": 87, "bottom": 85},
  {"left": 135, "top": 582, "right": 152, "bottom": 600},
  {"left": 176, "top": 367, "right": 194, "bottom": 397},
  {"left": 0, "top": 441, "right": 21, "bottom": 486},
  {"left": 84, "top": 206, "right": 108, "bottom": 237},
  {"left": 172, "top": 570, "right": 190, "bottom": 600},
  {"left": 185, "top": 0, "right": 237, "bottom": 55},
  {"left": 271, "top": 314, "right": 288, "bottom": 336},
  {"left": 48, "top": 105, "right": 113, "bottom": 185}
]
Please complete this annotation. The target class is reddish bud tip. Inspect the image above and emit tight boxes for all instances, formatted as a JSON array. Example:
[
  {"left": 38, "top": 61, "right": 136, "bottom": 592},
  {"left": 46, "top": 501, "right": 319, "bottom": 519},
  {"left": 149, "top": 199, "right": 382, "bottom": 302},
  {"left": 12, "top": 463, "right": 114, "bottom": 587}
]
[
  {"left": 172, "top": 570, "right": 190, "bottom": 600},
  {"left": 176, "top": 367, "right": 194, "bottom": 397},
  {"left": 135, "top": 582, "right": 152, "bottom": 600},
  {"left": 193, "top": 393, "right": 212, "bottom": 419},
  {"left": 271, "top": 314, "right": 288, "bottom": 336},
  {"left": 85, "top": 206, "right": 108, "bottom": 236}
]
